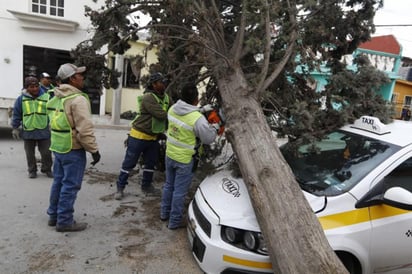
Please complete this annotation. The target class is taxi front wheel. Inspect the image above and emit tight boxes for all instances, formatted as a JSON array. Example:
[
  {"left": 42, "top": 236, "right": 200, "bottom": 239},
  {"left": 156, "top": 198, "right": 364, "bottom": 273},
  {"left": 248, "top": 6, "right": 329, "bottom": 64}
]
[{"left": 336, "top": 251, "right": 361, "bottom": 274}]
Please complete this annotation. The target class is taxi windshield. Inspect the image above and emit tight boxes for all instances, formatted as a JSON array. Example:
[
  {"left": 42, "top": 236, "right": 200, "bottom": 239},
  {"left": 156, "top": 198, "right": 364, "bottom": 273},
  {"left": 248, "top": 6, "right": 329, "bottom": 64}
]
[{"left": 281, "top": 130, "right": 401, "bottom": 196}]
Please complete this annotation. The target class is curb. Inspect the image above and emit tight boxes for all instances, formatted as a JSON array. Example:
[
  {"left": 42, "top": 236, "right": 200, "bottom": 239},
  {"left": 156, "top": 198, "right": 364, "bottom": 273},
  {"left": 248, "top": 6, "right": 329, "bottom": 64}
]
[
  {"left": 94, "top": 124, "right": 130, "bottom": 130},
  {"left": 92, "top": 115, "right": 131, "bottom": 130}
]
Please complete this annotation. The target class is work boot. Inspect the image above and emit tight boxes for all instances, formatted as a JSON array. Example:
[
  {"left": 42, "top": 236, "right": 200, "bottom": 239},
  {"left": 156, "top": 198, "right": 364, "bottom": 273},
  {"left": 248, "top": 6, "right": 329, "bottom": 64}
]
[
  {"left": 167, "top": 222, "right": 187, "bottom": 230},
  {"left": 48, "top": 219, "right": 57, "bottom": 227},
  {"left": 142, "top": 185, "right": 161, "bottom": 197},
  {"left": 114, "top": 189, "right": 124, "bottom": 200},
  {"left": 56, "top": 221, "right": 87, "bottom": 232},
  {"left": 41, "top": 170, "right": 53, "bottom": 178},
  {"left": 28, "top": 172, "right": 37, "bottom": 179}
]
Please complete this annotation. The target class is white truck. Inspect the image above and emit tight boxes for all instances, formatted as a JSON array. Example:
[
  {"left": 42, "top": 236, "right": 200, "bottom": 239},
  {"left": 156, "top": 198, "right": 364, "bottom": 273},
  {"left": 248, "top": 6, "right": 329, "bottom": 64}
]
[{"left": 0, "top": 97, "right": 15, "bottom": 128}]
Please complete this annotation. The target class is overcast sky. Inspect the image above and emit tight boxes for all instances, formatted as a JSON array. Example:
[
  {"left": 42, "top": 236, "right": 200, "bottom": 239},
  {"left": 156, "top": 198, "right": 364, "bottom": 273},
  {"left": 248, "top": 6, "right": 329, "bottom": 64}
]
[{"left": 374, "top": 0, "right": 412, "bottom": 57}]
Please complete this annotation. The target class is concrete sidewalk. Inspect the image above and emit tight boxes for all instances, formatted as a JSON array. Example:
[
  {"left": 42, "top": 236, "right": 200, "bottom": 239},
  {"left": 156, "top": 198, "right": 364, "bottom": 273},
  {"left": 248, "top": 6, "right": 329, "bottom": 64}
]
[{"left": 92, "top": 114, "right": 131, "bottom": 130}]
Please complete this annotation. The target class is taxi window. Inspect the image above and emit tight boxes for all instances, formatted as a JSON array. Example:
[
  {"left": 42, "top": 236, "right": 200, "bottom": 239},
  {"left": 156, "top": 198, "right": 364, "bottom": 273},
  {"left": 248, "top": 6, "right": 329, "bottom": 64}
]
[
  {"left": 281, "top": 130, "right": 401, "bottom": 196},
  {"left": 383, "top": 157, "right": 412, "bottom": 192}
]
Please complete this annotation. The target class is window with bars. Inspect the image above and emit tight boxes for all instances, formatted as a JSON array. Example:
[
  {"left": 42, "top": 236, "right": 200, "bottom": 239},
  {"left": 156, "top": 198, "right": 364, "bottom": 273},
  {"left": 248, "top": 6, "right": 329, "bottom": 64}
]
[{"left": 32, "top": 0, "right": 64, "bottom": 17}]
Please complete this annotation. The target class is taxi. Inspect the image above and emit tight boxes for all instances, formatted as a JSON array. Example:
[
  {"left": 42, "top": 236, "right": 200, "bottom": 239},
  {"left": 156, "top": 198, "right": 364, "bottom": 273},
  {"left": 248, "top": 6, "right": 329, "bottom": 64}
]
[{"left": 187, "top": 116, "right": 412, "bottom": 274}]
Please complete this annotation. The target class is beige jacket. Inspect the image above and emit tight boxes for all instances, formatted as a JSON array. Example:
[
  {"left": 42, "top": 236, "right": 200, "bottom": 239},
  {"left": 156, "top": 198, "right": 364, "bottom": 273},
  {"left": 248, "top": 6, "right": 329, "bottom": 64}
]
[{"left": 53, "top": 84, "right": 98, "bottom": 153}]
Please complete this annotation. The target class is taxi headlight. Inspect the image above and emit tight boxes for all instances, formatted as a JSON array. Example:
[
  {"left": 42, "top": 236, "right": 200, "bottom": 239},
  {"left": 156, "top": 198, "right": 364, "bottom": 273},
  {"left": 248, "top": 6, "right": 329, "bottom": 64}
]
[
  {"left": 244, "top": 231, "right": 258, "bottom": 250},
  {"left": 224, "top": 226, "right": 242, "bottom": 243},
  {"left": 221, "top": 225, "right": 268, "bottom": 255}
]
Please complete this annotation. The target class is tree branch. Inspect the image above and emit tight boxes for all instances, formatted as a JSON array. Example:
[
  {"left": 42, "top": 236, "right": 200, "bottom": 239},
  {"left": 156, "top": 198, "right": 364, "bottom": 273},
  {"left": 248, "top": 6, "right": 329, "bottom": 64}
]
[
  {"left": 255, "top": 0, "right": 272, "bottom": 97},
  {"left": 150, "top": 33, "right": 231, "bottom": 65},
  {"left": 259, "top": 0, "right": 298, "bottom": 96},
  {"left": 193, "top": 0, "right": 228, "bottom": 60},
  {"left": 208, "top": 0, "right": 226, "bottom": 52},
  {"left": 231, "top": 0, "right": 247, "bottom": 62}
]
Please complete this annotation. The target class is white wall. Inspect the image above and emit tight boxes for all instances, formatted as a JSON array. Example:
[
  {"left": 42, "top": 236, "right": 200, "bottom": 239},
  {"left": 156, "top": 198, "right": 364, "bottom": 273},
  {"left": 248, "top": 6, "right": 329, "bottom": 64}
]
[{"left": 0, "top": 0, "right": 102, "bottom": 99}]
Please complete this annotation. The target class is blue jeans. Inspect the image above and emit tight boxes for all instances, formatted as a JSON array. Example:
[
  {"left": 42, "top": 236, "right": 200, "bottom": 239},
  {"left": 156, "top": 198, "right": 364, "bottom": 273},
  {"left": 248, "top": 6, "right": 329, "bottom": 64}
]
[
  {"left": 47, "top": 149, "right": 86, "bottom": 226},
  {"left": 116, "top": 136, "right": 159, "bottom": 190},
  {"left": 161, "top": 156, "right": 194, "bottom": 228}
]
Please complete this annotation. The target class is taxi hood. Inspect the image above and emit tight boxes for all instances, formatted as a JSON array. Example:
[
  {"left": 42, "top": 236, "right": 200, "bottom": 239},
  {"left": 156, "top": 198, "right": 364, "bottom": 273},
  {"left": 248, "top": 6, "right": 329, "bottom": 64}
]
[
  {"left": 198, "top": 170, "right": 260, "bottom": 231},
  {"left": 198, "top": 170, "right": 327, "bottom": 231}
]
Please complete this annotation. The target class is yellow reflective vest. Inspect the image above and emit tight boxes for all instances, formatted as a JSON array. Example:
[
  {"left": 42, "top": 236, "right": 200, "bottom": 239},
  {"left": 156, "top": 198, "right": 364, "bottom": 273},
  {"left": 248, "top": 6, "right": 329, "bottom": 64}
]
[
  {"left": 166, "top": 107, "right": 202, "bottom": 164},
  {"left": 46, "top": 93, "right": 89, "bottom": 153},
  {"left": 22, "top": 92, "right": 50, "bottom": 131},
  {"left": 134, "top": 92, "right": 170, "bottom": 134}
]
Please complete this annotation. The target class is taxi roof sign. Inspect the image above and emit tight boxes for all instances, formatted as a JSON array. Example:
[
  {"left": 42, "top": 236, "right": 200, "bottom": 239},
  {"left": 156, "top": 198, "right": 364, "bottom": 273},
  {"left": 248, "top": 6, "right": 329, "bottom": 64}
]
[{"left": 350, "top": 116, "right": 390, "bottom": 135}]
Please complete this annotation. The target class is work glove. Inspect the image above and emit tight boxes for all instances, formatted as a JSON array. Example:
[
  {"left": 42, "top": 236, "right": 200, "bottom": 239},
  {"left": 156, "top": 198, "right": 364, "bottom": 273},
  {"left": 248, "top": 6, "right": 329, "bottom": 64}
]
[
  {"left": 12, "top": 128, "right": 20, "bottom": 140},
  {"left": 91, "top": 151, "right": 101, "bottom": 166},
  {"left": 157, "top": 133, "right": 167, "bottom": 141},
  {"left": 211, "top": 123, "right": 225, "bottom": 136},
  {"left": 199, "top": 104, "right": 214, "bottom": 114},
  {"left": 211, "top": 123, "right": 220, "bottom": 132},
  {"left": 123, "top": 134, "right": 130, "bottom": 148}
]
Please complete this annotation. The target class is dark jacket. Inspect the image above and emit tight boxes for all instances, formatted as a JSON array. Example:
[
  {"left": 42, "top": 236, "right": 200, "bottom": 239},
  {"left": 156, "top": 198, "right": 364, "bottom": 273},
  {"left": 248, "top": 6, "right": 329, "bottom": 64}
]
[{"left": 131, "top": 90, "right": 170, "bottom": 135}]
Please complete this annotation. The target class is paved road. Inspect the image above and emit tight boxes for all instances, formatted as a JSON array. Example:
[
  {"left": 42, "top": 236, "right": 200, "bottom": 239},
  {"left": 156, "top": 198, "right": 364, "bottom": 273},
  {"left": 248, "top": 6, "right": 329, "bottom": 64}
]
[{"left": 0, "top": 126, "right": 203, "bottom": 274}]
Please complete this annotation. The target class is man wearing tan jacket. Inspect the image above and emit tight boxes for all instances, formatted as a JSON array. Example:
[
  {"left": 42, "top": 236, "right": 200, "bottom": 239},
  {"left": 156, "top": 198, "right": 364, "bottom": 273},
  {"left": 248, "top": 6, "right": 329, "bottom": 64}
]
[{"left": 46, "top": 63, "right": 100, "bottom": 232}]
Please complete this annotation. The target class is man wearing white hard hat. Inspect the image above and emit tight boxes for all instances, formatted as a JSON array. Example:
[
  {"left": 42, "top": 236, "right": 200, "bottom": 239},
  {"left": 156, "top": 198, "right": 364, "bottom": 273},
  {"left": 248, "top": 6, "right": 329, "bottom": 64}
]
[{"left": 39, "top": 72, "right": 54, "bottom": 96}]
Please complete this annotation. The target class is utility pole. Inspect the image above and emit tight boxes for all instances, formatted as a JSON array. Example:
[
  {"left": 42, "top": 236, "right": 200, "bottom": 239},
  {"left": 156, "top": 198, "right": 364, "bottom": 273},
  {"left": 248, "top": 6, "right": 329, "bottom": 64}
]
[{"left": 111, "top": 54, "right": 124, "bottom": 125}]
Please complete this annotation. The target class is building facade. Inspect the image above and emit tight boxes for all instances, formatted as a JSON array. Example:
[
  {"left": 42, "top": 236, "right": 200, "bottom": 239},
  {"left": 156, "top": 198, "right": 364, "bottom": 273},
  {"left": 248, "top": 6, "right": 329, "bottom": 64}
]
[
  {"left": 0, "top": 0, "right": 103, "bottom": 99},
  {"left": 0, "top": 1, "right": 161, "bottom": 118}
]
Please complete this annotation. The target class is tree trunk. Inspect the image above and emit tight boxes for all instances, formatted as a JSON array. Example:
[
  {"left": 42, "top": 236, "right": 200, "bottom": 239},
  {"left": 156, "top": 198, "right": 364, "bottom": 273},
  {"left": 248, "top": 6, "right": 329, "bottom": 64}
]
[{"left": 217, "top": 67, "right": 348, "bottom": 274}]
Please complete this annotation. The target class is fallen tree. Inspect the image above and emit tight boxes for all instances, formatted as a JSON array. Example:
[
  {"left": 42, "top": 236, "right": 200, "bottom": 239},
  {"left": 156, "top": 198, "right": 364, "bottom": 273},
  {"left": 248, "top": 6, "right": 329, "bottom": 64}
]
[{"left": 76, "top": 0, "right": 392, "bottom": 272}]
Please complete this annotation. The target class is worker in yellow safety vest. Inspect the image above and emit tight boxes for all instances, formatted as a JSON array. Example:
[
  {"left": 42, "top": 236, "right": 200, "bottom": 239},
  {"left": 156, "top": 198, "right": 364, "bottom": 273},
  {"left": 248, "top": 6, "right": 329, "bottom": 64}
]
[
  {"left": 160, "top": 84, "right": 222, "bottom": 230},
  {"left": 11, "top": 76, "right": 53, "bottom": 179},
  {"left": 46, "top": 63, "right": 100, "bottom": 233},
  {"left": 114, "top": 72, "right": 171, "bottom": 200}
]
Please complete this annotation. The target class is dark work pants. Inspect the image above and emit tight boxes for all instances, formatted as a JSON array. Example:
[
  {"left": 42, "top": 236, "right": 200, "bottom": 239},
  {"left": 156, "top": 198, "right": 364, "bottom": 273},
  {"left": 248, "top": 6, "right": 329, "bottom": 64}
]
[
  {"left": 116, "top": 136, "right": 159, "bottom": 190},
  {"left": 24, "top": 139, "right": 53, "bottom": 173}
]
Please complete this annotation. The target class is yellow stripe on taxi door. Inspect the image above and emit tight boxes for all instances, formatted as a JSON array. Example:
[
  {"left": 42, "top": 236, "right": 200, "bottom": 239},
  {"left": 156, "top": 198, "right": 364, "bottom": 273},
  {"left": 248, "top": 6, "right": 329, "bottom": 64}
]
[{"left": 319, "top": 205, "right": 410, "bottom": 230}]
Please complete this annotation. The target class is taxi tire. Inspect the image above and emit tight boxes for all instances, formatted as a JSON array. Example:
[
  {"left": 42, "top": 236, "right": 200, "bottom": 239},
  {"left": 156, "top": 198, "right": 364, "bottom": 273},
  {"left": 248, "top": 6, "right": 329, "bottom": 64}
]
[{"left": 336, "top": 251, "right": 361, "bottom": 274}]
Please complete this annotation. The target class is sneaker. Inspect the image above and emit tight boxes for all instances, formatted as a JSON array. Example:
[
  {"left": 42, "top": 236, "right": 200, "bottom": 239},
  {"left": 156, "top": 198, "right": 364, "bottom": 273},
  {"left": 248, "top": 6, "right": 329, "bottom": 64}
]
[
  {"left": 142, "top": 185, "right": 161, "bottom": 197},
  {"left": 45, "top": 171, "right": 54, "bottom": 178},
  {"left": 48, "top": 219, "right": 57, "bottom": 227},
  {"left": 114, "top": 189, "right": 124, "bottom": 200},
  {"left": 56, "top": 222, "right": 87, "bottom": 232},
  {"left": 28, "top": 172, "right": 37, "bottom": 179}
]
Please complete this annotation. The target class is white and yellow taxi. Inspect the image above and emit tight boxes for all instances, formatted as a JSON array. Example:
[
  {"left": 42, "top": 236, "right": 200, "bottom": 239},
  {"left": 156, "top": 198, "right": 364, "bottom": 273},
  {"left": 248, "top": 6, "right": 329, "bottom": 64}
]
[{"left": 187, "top": 116, "right": 412, "bottom": 274}]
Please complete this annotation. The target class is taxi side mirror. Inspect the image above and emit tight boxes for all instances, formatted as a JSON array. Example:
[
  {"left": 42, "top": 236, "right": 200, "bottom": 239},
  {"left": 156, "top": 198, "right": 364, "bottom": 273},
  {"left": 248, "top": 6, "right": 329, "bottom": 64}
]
[
  {"left": 356, "top": 185, "right": 412, "bottom": 210},
  {"left": 382, "top": 187, "right": 412, "bottom": 211}
]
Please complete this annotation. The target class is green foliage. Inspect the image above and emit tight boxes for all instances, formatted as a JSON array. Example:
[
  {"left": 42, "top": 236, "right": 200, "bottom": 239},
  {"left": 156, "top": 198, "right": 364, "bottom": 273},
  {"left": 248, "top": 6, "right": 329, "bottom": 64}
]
[
  {"left": 74, "top": 0, "right": 391, "bottom": 146},
  {"left": 326, "top": 55, "right": 394, "bottom": 123}
]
